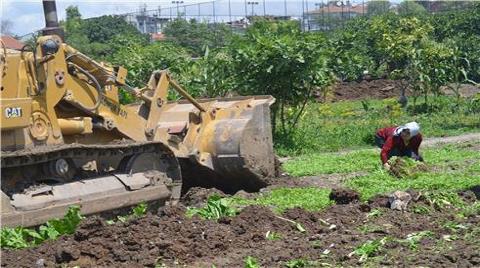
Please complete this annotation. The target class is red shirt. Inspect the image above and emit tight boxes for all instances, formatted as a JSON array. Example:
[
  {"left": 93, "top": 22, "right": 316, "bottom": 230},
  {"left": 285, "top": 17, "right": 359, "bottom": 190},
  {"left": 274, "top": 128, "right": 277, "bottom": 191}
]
[{"left": 376, "top": 126, "right": 422, "bottom": 164}]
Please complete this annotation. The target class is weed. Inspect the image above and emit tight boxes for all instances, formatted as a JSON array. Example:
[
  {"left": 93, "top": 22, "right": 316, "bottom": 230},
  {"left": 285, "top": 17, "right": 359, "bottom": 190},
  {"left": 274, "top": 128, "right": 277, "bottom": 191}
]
[
  {"left": 400, "top": 231, "right": 434, "bottom": 250},
  {"left": 412, "top": 205, "right": 431, "bottom": 214},
  {"left": 442, "top": 221, "right": 468, "bottom": 233},
  {"left": 187, "top": 194, "right": 237, "bottom": 220},
  {"left": 458, "top": 202, "right": 480, "bottom": 218},
  {"left": 387, "top": 157, "right": 427, "bottom": 178},
  {"left": 367, "top": 209, "right": 383, "bottom": 218},
  {"left": 106, "top": 202, "right": 148, "bottom": 225},
  {"left": 424, "top": 191, "right": 465, "bottom": 209},
  {"left": 1, "top": 206, "right": 83, "bottom": 249},
  {"left": 265, "top": 231, "right": 282, "bottom": 241},
  {"left": 285, "top": 259, "right": 316, "bottom": 268},
  {"left": 244, "top": 256, "right": 260, "bottom": 268},
  {"left": 350, "top": 237, "right": 390, "bottom": 262},
  {"left": 358, "top": 224, "right": 385, "bottom": 234}
]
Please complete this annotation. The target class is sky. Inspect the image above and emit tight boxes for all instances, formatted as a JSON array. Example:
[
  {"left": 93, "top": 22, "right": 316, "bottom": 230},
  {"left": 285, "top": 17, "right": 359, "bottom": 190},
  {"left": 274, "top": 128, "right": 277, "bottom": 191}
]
[{"left": 1, "top": 0, "right": 397, "bottom": 36}]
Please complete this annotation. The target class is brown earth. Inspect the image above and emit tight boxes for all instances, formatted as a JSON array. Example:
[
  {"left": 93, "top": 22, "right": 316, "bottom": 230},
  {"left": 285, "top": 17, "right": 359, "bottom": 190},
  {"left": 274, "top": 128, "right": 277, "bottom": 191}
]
[
  {"left": 324, "top": 79, "right": 410, "bottom": 101},
  {"left": 2, "top": 185, "right": 479, "bottom": 268}
]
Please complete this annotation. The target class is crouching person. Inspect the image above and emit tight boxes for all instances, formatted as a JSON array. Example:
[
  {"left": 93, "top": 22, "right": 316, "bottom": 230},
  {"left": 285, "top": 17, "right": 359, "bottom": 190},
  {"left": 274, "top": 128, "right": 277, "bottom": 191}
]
[{"left": 375, "top": 122, "right": 423, "bottom": 170}]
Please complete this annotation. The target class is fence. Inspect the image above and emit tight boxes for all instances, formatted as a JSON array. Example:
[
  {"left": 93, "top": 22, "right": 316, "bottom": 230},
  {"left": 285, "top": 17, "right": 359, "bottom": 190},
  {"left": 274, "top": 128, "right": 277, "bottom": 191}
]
[{"left": 118, "top": 0, "right": 476, "bottom": 34}]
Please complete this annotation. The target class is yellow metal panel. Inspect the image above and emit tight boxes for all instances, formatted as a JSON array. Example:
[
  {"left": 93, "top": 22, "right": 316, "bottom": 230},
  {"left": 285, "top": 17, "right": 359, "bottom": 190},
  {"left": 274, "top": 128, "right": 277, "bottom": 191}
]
[{"left": 0, "top": 98, "right": 32, "bottom": 129}]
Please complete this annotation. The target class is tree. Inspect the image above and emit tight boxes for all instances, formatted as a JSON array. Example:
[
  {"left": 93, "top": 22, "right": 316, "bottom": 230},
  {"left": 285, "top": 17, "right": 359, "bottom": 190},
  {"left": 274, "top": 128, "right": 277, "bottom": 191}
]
[
  {"left": 229, "top": 20, "right": 334, "bottom": 135},
  {"left": 1, "top": 19, "right": 13, "bottom": 35},
  {"left": 162, "top": 19, "right": 232, "bottom": 57},
  {"left": 398, "top": 1, "right": 427, "bottom": 16},
  {"left": 367, "top": 1, "right": 391, "bottom": 17},
  {"left": 62, "top": 6, "right": 147, "bottom": 60}
]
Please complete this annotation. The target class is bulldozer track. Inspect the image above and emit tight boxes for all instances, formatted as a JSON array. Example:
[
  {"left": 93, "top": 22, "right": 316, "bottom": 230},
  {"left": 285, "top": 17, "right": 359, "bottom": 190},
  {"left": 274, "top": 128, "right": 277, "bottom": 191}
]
[{"left": 1, "top": 141, "right": 174, "bottom": 169}]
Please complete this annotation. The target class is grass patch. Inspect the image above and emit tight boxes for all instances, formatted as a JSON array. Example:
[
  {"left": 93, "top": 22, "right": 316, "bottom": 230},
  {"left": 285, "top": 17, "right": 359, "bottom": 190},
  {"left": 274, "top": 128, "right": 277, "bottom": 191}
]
[
  {"left": 275, "top": 97, "right": 480, "bottom": 156},
  {"left": 283, "top": 150, "right": 378, "bottom": 177},
  {"left": 283, "top": 142, "right": 479, "bottom": 200},
  {"left": 346, "top": 171, "right": 480, "bottom": 201},
  {"left": 229, "top": 187, "right": 333, "bottom": 213}
]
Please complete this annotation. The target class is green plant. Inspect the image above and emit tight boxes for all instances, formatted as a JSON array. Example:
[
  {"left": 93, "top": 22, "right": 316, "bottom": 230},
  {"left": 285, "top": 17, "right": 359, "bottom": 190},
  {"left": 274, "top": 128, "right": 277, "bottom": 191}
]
[
  {"left": 106, "top": 202, "right": 148, "bottom": 225},
  {"left": 350, "top": 237, "right": 390, "bottom": 262},
  {"left": 400, "top": 231, "right": 434, "bottom": 250},
  {"left": 229, "top": 187, "right": 333, "bottom": 213},
  {"left": 367, "top": 209, "right": 383, "bottom": 218},
  {"left": 187, "top": 194, "right": 237, "bottom": 220},
  {"left": 1, "top": 206, "right": 83, "bottom": 249},
  {"left": 424, "top": 191, "right": 465, "bottom": 209},
  {"left": 442, "top": 221, "right": 468, "bottom": 233},
  {"left": 244, "top": 256, "right": 260, "bottom": 268},
  {"left": 285, "top": 259, "right": 313, "bottom": 268},
  {"left": 265, "top": 231, "right": 282, "bottom": 241},
  {"left": 412, "top": 205, "right": 431, "bottom": 215}
]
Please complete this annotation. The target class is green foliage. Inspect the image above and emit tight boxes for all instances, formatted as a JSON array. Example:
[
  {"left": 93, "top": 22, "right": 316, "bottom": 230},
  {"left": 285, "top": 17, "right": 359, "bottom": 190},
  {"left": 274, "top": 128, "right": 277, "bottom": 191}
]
[
  {"left": 387, "top": 156, "right": 426, "bottom": 178},
  {"left": 397, "top": 1, "right": 427, "bottom": 16},
  {"left": 187, "top": 194, "right": 237, "bottom": 220},
  {"left": 367, "top": 209, "right": 383, "bottom": 218},
  {"left": 424, "top": 191, "right": 466, "bottom": 209},
  {"left": 351, "top": 237, "right": 390, "bottom": 262},
  {"left": 283, "top": 142, "right": 480, "bottom": 201},
  {"left": 285, "top": 259, "right": 314, "bottom": 268},
  {"left": 244, "top": 256, "right": 261, "bottom": 268},
  {"left": 1, "top": 206, "right": 83, "bottom": 249},
  {"left": 106, "top": 202, "right": 148, "bottom": 225},
  {"left": 367, "top": 0, "right": 392, "bottom": 17},
  {"left": 275, "top": 97, "right": 480, "bottom": 156},
  {"left": 62, "top": 5, "right": 148, "bottom": 60},
  {"left": 265, "top": 230, "right": 282, "bottom": 241},
  {"left": 187, "top": 48, "right": 237, "bottom": 97},
  {"left": 400, "top": 231, "right": 434, "bottom": 250},
  {"left": 230, "top": 187, "right": 333, "bottom": 213},
  {"left": 412, "top": 205, "right": 431, "bottom": 215},
  {"left": 283, "top": 150, "right": 378, "bottom": 176},
  {"left": 163, "top": 19, "right": 232, "bottom": 57},
  {"left": 112, "top": 41, "right": 191, "bottom": 92},
  {"left": 229, "top": 19, "right": 334, "bottom": 135}
]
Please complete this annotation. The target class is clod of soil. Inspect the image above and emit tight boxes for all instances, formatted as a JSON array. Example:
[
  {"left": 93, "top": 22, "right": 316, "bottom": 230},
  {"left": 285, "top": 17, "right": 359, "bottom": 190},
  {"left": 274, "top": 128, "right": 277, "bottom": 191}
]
[
  {"left": 329, "top": 188, "right": 360, "bottom": 204},
  {"left": 181, "top": 187, "right": 226, "bottom": 207}
]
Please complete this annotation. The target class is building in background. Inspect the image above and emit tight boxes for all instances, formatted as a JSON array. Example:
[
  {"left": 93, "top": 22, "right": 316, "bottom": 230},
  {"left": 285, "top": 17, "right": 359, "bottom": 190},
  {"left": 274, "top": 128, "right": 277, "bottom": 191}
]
[
  {"left": 0, "top": 36, "right": 25, "bottom": 50},
  {"left": 122, "top": 5, "right": 170, "bottom": 37}
]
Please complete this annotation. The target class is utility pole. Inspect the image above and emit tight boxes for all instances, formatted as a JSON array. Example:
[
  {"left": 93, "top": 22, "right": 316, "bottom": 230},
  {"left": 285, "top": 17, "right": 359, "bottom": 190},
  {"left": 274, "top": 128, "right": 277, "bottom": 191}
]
[
  {"left": 172, "top": 1, "right": 184, "bottom": 18},
  {"left": 263, "top": 0, "right": 266, "bottom": 16},
  {"left": 247, "top": 1, "right": 259, "bottom": 17}
]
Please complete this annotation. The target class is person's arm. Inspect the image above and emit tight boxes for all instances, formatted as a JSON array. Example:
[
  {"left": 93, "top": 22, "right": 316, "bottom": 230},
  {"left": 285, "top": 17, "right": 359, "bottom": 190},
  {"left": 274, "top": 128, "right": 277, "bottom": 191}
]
[
  {"left": 381, "top": 136, "right": 394, "bottom": 164},
  {"left": 410, "top": 134, "right": 423, "bottom": 161}
]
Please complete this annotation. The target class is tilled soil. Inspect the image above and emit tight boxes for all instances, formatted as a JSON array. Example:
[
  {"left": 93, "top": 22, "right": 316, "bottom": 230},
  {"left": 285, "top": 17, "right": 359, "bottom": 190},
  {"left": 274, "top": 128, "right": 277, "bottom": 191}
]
[
  {"left": 326, "top": 79, "right": 409, "bottom": 101},
  {"left": 2, "top": 186, "right": 479, "bottom": 268}
]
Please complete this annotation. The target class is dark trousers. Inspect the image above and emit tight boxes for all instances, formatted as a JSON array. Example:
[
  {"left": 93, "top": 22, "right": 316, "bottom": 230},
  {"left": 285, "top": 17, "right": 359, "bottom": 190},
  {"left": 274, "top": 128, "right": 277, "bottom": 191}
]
[{"left": 375, "top": 134, "right": 423, "bottom": 161}]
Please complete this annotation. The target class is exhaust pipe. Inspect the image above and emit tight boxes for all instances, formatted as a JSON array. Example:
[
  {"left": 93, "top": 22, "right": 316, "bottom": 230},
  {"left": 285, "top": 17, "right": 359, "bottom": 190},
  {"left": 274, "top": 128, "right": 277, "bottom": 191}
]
[{"left": 42, "top": 0, "right": 64, "bottom": 40}]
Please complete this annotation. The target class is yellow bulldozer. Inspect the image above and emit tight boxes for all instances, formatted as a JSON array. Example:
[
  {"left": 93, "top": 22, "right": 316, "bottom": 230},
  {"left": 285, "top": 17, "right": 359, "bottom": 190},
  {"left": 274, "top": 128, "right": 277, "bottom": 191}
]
[{"left": 0, "top": 1, "right": 275, "bottom": 227}]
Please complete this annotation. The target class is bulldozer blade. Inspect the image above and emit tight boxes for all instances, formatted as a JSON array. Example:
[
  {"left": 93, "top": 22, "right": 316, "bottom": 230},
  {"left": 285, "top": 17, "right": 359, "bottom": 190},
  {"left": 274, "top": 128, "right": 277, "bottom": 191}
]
[
  {"left": 156, "top": 95, "right": 276, "bottom": 193},
  {"left": 1, "top": 173, "right": 180, "bottom": 227}
]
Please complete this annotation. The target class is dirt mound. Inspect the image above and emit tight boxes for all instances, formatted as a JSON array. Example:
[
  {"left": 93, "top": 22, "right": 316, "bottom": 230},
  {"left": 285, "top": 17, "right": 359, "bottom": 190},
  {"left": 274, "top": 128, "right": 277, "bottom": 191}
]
[
  {"left": 329, "top": 188, "right": 360, "bottom": 204},
  {"left": 328, "top": 79, "right": 409, "bottom": 101},
  {"left": 181, "top": 187, "right": 226, "bottom": 207}
]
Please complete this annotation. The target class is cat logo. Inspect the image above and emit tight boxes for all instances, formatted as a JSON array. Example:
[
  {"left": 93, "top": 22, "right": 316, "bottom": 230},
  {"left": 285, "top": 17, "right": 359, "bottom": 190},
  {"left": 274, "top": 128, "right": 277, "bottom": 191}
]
[{"left": 4, "top": 107, "right": 23, "bottom": 118}]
